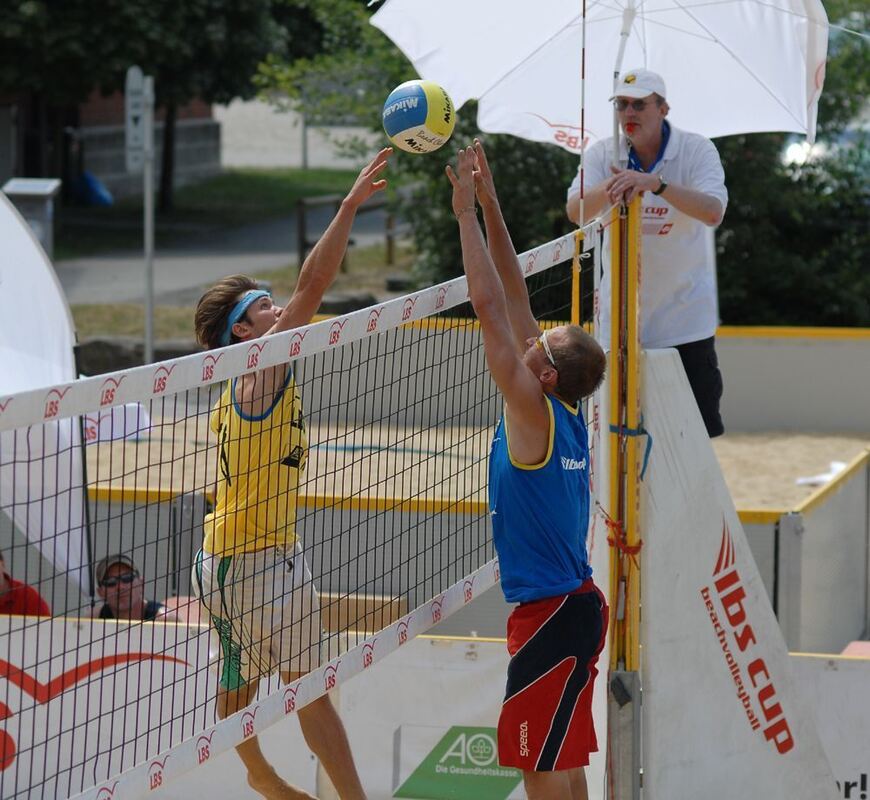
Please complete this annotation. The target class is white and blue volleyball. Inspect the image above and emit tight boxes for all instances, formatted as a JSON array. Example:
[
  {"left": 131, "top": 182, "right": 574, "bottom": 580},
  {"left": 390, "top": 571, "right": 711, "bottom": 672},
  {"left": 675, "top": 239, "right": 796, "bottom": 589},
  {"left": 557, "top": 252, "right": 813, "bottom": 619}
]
[{"left": 382, "top": 80, "right": 455, "bottom": 154}]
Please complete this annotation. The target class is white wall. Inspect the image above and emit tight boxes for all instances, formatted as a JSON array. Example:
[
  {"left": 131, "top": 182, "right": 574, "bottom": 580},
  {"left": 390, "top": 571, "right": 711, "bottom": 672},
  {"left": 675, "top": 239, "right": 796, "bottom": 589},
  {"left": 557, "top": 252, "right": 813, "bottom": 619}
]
[
  {"left": 717, "top": 332, "right": 870, "bottom": 433},
  {"left": 213, "top": 99, "right": 381, "bottom": 170}
]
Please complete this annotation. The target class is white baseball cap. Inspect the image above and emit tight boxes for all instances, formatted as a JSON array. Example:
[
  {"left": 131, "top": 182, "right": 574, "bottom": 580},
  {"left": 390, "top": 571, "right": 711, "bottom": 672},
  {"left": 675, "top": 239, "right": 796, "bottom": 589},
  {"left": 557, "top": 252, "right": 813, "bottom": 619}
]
[{"left": 609, "top": 68, "right": 667, "bottom": 100}]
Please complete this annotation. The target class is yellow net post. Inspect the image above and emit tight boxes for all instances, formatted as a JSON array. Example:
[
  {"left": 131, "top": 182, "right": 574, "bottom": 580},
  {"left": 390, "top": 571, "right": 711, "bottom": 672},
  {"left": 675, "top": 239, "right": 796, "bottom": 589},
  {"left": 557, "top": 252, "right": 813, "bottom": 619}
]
[
  {"left": 608, "top": 201, "right": 625, "bottom": 671},
  {"left": 624, "top": 196, "right": 642, "bottom": 671},
  {"left": 607, "top": 196, "right": 643, "bottom": 672}
]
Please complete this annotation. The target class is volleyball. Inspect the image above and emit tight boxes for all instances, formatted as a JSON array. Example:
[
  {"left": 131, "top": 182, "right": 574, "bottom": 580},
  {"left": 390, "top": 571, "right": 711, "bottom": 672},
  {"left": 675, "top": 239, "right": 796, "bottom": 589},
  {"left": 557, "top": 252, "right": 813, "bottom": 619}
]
[{"left": 382, "top": 79, "right": 455, "bottom": 154}]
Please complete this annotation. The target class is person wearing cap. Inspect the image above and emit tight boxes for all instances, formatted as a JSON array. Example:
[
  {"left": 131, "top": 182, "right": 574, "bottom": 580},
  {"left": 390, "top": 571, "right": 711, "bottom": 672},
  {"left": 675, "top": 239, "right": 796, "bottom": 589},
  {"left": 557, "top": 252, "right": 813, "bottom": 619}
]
[
  {"left": 190, "top": 149, "right": 392, "bottom": 800},
  {"left": 566, "top": 68, "right": 728, "bottom": 438},
  {"left": 93, "top": 553, "right": 169, "bottom": 621},
  {"left": 0, "top": 549, "right": 51, "bottom": 617}
]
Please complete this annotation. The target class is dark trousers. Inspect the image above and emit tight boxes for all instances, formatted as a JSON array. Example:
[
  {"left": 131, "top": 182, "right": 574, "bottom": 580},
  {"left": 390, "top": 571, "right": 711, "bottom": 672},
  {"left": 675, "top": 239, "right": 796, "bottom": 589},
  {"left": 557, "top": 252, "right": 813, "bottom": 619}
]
[{"left": 675, "top": 336, "right": 724, "bottom": 438}]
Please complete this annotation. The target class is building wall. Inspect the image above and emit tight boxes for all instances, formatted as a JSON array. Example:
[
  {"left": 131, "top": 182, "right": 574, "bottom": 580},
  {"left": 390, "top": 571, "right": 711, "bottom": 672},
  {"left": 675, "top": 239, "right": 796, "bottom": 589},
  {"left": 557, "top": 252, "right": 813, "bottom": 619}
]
[
  {"left": 79, "top": 88, "right": 212, "bottom": 127},
  {"left": 717, "top": 329, "right": 870, "bottom": 433},
  {"left": 214, "top": 97, "right": 381, "bottom": 169},
  {"left": 78, "top": 89, "right": 220, "bottom": 198},
  {"left": 80, "top": 118, "right": 220, "bottom": 198}
]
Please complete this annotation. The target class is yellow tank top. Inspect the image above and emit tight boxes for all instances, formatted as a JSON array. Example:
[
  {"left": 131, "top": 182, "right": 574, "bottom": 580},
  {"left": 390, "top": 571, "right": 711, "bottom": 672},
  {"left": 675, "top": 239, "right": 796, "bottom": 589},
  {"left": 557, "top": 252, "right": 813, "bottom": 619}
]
[{"left": 203, "top": 368, "right": 308, "bottom": 556}]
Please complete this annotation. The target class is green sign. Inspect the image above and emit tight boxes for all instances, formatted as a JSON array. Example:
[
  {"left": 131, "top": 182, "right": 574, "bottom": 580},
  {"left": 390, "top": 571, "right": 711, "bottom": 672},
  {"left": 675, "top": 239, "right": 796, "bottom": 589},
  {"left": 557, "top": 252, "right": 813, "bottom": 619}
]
[{"left": 394, "top": 726, "right": 522, "bottom": 800}]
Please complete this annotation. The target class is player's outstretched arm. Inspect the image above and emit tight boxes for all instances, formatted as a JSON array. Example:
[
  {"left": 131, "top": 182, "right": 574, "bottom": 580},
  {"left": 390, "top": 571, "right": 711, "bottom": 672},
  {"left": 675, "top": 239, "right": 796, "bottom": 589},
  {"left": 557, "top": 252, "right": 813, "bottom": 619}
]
[
  {"left": 232, "top": 148, "right": 390, "bottom": 418},
  {"left": 271, "top": 147, "right": 393, "bottom": 335},
  {"left": 447, "top": 147, "right": 549, "bottom": 435},
  {"left": 471, "top": 139, "right": 540, "bottom": 352}
]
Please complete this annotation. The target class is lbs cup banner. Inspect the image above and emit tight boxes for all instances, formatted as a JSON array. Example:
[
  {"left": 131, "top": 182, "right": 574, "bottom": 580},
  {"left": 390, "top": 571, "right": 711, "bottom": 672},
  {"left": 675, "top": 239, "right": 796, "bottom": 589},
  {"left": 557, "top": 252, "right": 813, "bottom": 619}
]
[{"left": 393, "top": 725, "right": 523, "bottom": 800}]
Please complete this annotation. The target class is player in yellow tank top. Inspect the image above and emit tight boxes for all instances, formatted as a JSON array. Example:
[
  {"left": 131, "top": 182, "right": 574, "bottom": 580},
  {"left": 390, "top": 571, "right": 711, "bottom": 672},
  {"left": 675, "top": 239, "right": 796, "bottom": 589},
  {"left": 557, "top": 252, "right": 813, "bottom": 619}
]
[
  {"left": 203, "top": 368, "right": 308, "bottom": 556},
  {"left": 192, "top": 146, "right": 392, "bottom": 800}
]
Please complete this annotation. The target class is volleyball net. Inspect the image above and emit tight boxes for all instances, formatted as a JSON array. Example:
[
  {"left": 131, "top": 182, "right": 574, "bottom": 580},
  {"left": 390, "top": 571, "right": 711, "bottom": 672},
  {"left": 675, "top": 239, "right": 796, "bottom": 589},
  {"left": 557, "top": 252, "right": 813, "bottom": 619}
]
[{"left": 0, "top": 227, "right": 602, "bottom": 799}]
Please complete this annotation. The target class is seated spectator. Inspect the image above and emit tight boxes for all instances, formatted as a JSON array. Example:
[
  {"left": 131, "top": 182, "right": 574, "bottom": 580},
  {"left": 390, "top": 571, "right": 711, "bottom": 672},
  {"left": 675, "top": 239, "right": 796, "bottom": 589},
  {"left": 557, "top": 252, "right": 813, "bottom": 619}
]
[
  {"left": 0, "top": 549, "right": 51, "bottom": 616},
  {"left": 94, "top": 554, "right": 174, "bottom": 621}
]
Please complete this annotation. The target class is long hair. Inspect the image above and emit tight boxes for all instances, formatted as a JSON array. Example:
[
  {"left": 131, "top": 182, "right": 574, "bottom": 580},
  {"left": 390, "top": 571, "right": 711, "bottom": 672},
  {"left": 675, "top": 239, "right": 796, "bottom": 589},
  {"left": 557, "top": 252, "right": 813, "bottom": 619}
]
[{"left": 194, "top": 274, "right": 259, "bottom": 350}]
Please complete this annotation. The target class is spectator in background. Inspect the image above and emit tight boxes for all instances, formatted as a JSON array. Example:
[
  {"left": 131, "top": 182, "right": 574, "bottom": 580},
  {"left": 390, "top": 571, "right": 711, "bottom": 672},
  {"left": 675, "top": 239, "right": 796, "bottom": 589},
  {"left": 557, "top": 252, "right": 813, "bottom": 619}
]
[
  {"left": 0, "top": 549, "right": 51, "bottom": 616},
  {"left": 94, "top": 553, "right": 172, "bottom": 621}
]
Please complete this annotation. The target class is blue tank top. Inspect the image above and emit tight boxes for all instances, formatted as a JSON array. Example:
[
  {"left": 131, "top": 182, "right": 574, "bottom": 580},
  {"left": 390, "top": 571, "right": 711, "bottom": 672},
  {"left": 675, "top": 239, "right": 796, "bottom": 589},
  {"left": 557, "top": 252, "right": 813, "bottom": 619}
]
[{"left": 489, "top": 395, "right": 593, "bottom": 603}]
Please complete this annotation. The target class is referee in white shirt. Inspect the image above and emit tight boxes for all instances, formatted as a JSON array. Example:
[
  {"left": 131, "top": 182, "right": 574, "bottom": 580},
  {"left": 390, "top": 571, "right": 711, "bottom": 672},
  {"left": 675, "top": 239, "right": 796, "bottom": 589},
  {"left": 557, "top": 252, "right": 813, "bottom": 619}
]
[{"left": 567, "top": 68, "right": 728, "bottom": 437}]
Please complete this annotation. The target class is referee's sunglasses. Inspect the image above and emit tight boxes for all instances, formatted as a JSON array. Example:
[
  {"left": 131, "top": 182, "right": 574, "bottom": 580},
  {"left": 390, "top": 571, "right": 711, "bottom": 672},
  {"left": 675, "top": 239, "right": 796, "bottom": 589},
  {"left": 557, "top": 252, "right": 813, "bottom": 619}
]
[{"left": 614, "top": 98, "right": 654, "bottom": 112}]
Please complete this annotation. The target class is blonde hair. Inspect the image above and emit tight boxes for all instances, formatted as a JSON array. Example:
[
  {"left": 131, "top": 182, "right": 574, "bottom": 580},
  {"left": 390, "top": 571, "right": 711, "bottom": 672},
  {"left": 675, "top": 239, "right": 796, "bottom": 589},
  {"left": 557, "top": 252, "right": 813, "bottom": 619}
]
[{"left": 552, "top": 325, "right": 606, "bottom": 404}]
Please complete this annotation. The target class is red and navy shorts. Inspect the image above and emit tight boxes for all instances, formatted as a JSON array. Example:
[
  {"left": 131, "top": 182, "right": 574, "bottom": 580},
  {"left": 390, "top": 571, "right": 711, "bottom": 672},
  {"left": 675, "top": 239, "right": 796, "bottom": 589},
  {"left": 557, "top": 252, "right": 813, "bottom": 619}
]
[{"left": 497, "top": 580, "right": 608, "bottom": 771}]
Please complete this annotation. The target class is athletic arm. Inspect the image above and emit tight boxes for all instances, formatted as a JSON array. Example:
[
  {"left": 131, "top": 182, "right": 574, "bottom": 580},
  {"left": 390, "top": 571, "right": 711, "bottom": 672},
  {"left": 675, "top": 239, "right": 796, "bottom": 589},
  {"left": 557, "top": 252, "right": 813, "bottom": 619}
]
[
  {"left": 656, "top": 181, "right": 723, "bottom": 225},
  {"left": 156, "top": 607, "right": 180, "bottom": 623},
  {"left": 447, "top": 148, "right": 549, "bottom": 449},
  {"left": 270, "top": 147, "right": 392, "bottom": 334},
  {"left": 472, "top": 139, "right": 540, "bottom": 350},
  {"left": 237, "top": 149, "right": 392, "bottom": 416}
]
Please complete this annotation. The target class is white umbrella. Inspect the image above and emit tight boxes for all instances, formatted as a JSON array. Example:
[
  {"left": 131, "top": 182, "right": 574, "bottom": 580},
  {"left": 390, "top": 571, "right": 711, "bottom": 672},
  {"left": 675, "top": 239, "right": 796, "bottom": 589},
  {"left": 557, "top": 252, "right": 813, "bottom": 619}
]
[{"left": 371, "top": 0, "right": 829, "bottom": 148}]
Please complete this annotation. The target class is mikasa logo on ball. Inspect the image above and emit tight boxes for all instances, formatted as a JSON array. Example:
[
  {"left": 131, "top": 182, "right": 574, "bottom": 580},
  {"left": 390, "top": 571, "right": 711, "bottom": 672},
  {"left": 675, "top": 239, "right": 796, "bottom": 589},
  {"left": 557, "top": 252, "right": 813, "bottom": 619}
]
[
  {"left": 383, "top": 96, "right": 419, "bottom": 116},
  {"left": 382, "top": 79, "right": 456, "bottom": 154}
]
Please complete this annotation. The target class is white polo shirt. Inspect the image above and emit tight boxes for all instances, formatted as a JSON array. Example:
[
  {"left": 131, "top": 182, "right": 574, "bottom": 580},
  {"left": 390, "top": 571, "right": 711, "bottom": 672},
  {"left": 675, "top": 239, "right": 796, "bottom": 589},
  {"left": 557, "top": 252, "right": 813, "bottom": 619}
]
[{"left": 567, "top": 124, "right": 728, "bottom": 349}]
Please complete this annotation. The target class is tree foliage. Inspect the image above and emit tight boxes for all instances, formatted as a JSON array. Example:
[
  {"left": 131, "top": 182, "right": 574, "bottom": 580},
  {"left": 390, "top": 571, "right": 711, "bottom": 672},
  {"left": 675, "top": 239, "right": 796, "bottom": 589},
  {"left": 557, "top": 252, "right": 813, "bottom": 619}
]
[
  {"left": 0, "top": 0, "right": 306, "bottom": 210},
  {"left": 716, "top": 0, "right": 869, "bottom": 325},
  {"left": 259, "top": 0, "right": 869, "bottom": 327},
  {"left": 126, "top": 0, "right": 292, "bottom": 210},
  {"left": 0, "top": 1, "right": 142, "bottom": 104},
  {"left": 257, "top": 0, "right": 577, "bottom": 287}
]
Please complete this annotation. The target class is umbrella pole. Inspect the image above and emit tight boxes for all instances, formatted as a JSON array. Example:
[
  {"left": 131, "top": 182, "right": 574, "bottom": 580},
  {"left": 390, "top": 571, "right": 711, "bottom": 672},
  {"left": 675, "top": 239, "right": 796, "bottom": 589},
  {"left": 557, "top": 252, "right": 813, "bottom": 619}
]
[{"left": 612, "top": 6, "right": 636, "bottom": 168}]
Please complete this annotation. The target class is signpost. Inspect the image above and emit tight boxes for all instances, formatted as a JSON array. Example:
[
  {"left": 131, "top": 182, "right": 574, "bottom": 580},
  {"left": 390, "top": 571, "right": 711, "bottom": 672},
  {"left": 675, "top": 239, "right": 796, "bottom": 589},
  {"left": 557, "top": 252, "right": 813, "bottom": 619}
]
[{"left": 125, "top": 66, "right": 155, "bottom": 364}]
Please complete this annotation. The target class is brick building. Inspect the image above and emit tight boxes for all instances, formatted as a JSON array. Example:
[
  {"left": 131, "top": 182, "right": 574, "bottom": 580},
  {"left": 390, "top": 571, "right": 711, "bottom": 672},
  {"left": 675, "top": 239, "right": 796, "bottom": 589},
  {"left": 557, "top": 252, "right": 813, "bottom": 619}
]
[{"left": 0, "top": 89, "right": 220, "bottom": 199}]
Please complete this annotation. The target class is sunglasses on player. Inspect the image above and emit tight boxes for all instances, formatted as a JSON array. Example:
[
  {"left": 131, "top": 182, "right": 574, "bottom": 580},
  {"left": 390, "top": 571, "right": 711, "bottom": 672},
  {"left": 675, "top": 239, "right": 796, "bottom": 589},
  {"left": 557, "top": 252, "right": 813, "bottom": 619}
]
[{"left": 535, "top": 330, "right": 558, "bottom": 369}]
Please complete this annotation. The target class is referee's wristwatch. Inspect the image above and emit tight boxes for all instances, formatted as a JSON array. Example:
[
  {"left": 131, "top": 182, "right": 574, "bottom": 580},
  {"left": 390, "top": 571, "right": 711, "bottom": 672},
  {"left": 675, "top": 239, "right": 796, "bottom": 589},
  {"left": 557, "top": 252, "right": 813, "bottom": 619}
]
[{"left": 652, "top": 174, "right": 668, "bottom": 196}]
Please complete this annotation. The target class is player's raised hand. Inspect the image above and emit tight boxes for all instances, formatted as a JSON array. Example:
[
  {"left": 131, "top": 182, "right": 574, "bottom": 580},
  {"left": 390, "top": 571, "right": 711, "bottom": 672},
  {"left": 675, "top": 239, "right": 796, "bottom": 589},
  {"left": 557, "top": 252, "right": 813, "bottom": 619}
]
[
  {"left": 471, "top": 138, "right": 499, "bottom": 210},
  {"left": 345, "top": 147, "right": 392, "bottom": 208},
  {"left": 445, "top": 146, "right": 477, "bottom": 220}
]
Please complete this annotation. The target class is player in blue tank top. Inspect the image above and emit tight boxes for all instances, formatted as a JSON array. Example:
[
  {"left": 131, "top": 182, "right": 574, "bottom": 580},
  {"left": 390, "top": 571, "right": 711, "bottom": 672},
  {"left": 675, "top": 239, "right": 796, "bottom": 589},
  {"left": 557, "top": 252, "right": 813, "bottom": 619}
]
[
  {"left": 447, "top": 140, "right": 608, "bottom": 800},
  {"left": 489, "top": 390, "right": 593, "bottom": 603}
]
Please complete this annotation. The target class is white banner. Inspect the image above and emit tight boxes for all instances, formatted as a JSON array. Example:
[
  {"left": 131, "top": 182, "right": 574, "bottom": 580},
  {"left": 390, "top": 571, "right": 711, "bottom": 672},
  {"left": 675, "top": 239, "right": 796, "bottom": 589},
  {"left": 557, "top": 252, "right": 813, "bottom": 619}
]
[
  {"left": 0, "top": 617, "right": 859, "bottom": 799},
  {"left": 340, "top": 635, "right": 526, "bottom": 800},
  {"left": 640, "top": 349, "right": 837, "bottom": 798},
  {"left": 0, "top": 616, "right": 315, "bottom": 799},
  {"left": 791, "top": 654, "right": 870, "bottom": 799}
]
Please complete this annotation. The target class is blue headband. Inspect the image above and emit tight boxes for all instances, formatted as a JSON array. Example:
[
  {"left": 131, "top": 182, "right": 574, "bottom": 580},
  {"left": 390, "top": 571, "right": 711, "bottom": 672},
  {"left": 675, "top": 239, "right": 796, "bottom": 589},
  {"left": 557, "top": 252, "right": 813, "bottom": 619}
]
[{"left": 220, "top": 289, "right": 270, "bottom": 347}]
